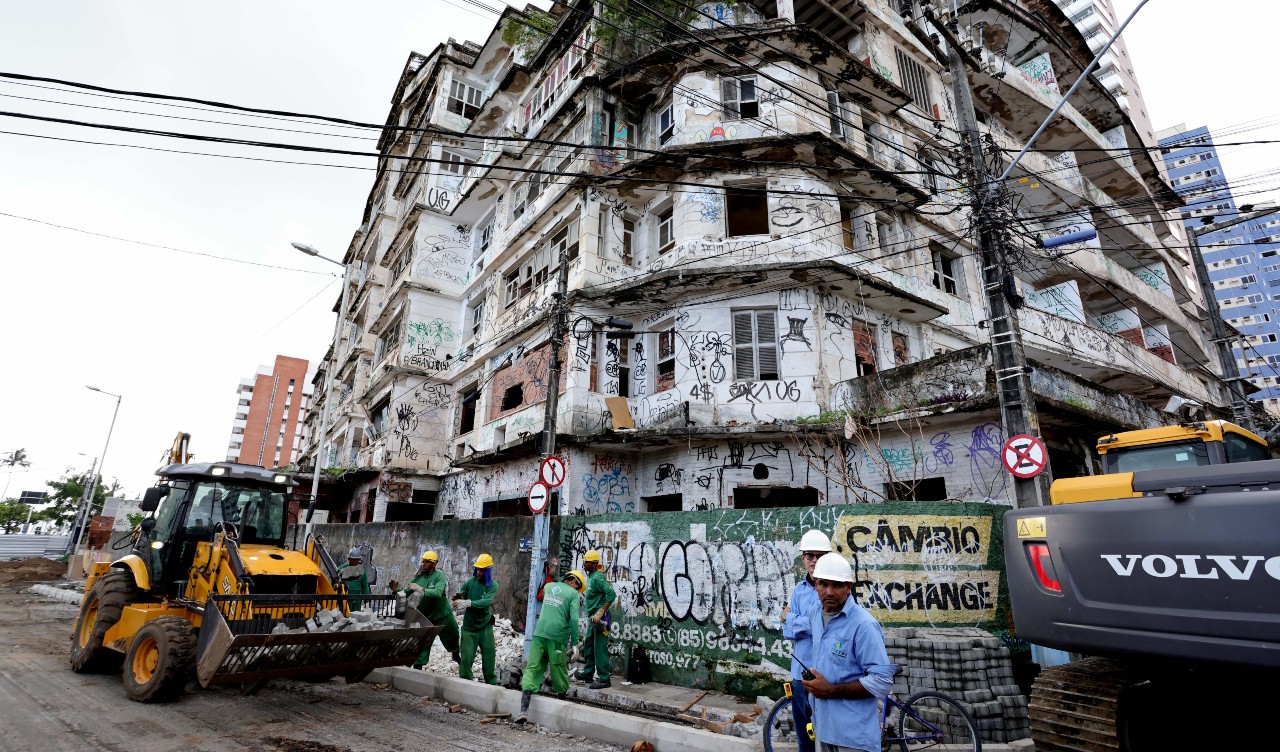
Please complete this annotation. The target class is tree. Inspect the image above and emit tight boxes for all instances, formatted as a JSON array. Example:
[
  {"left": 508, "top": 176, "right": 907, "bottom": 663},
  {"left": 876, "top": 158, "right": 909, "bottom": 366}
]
[
  {"left": 0, "top": 500, "right": 31, "bottom": 534},
  {"left": 2, "top": 447, "right": 31, "bottom": 501},
  {"left": 42, "top": 468, "right": 117, "bottom": 529}
]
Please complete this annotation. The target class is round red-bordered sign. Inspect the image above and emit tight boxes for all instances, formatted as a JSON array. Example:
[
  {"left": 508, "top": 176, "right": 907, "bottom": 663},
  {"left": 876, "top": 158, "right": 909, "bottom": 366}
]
[
  {"left": 539, "top": 455, "right": 567, "bottom": 488},
  {"left": 527, "top": 481, "right": 550, "bottom": 514},
  {"left": 1002, "top": 434, "right": 1048, "bottom": 479}
]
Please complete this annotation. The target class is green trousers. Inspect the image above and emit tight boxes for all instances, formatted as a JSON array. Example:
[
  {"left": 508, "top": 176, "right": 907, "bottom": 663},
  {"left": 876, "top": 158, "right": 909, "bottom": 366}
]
[
  {"left": 521, "top": 635, "right": 569, "bottom": 694},
  {"left": 414, "top": 613, "right": 460, "bottom": 667},
  {"left": 581, "top": 623, "right": 610, "bottom": 681},
  {"left": 459, "top": 627, "right": 496, "bottom": 684}
]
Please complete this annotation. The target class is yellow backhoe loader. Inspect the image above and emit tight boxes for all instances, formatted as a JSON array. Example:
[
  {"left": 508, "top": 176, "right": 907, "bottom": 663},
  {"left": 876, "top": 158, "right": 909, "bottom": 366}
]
[{"left": 71, "top": 460, "right": 439, "bottom": 702}]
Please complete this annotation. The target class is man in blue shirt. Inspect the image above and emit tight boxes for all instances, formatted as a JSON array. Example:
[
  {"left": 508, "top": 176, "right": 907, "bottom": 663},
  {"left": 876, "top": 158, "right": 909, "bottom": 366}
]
[
  {"left": 782, "top": 529, "right": 832, "bottom": 752},
  {"left": 802, "top": 552, "right": 895, "bottom": 752}
]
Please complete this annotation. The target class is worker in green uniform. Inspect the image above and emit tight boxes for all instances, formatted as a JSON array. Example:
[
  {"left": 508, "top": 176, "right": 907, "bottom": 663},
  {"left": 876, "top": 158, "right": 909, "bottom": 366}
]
[
  {"left": 454, "top": 552, "right": 500, "bottom": 684},
  {"left": 398, "top": 550, "right": 461, "bottom": 668},
  {"left": 337, "top": 547, "right": 370, "bottom": 609},
  {"left": 516, "top": 569, "right": 585, "bottom": 723},
  {"left": 574, "top": 549, "right": 616, "bottom": 689}
]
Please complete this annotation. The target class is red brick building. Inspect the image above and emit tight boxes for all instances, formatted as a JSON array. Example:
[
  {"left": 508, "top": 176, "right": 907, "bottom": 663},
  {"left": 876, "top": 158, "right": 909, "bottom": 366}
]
[{"left": 226, "top": 355, "right": 312, "bottom": 468}]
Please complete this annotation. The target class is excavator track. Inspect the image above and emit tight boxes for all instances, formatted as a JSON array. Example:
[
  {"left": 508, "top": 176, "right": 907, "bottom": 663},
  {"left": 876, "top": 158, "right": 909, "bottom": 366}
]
[{"left": 1028, "top": 657, "right": 1143, "bottom": 752}]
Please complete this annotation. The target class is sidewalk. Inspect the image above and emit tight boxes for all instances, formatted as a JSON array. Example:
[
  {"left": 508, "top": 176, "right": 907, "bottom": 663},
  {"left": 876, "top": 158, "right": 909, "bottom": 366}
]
[
  {"left": 374, "top": 667, "right": 1027, "bottom": 752},
  {"left": 370, "top": 666, "right": 760, "bottom": 752}
]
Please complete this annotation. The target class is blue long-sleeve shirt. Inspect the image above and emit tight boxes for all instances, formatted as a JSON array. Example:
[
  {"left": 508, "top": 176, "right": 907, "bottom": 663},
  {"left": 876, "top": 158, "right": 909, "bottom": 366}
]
[
  {"left": 806, "top": 595, "right": 896, "bottom": 752},
  {"left": 783, "top": 577, "right": 819, "bottom": 680}
]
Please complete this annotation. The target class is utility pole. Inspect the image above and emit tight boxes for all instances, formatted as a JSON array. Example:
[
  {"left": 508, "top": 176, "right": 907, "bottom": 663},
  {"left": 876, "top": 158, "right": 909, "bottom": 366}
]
[
  {"left": 523, "top": 242, "right": 571, "bottom": 656},
  {"left": 1187, "top": 206, "right": 1280, "bottom": 431},
  {"left": 65, "top": 457, "right": 97, "bottom": 555},
  {"left": 929, "top": 12, "right": 1047, "bottom": 508}
]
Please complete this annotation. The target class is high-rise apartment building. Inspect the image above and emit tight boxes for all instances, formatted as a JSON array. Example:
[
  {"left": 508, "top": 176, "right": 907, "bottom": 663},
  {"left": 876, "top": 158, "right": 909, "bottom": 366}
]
[
  {"left": 1053, "top": 0, "right": 1158, "bottom": 151},
  {"left": 1158, "top": 124, "right": 1280, "bottom": 416},
  {"left": 226, "top": 355, "right": 312, "bottom": 468}
]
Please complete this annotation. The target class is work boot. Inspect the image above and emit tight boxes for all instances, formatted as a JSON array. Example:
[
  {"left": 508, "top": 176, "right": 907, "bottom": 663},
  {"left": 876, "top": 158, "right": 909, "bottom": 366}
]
[
  {"left": 589, "top": 679, "right": 611, "bottom": 690},
  {"left": 573, "top": 670, "right": 592, "bottom": 682},
  {"left": 515, "top": 691, "right": 531, "bottom": 723}
]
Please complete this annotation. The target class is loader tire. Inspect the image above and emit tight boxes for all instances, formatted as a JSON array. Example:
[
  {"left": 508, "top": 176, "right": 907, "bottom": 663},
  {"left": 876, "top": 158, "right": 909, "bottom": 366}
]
[
  {"left": 122, "top": 616, "right": 197, "bottom": 703},
  {"left": 71, "top": 569, "right": 143, "bottom": 674}
]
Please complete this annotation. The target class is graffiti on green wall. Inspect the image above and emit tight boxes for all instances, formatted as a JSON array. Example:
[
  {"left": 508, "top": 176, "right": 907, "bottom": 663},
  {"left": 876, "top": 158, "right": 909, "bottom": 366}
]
[{"left": 559, "top": 502, "right": 1008, "bottom": 688}]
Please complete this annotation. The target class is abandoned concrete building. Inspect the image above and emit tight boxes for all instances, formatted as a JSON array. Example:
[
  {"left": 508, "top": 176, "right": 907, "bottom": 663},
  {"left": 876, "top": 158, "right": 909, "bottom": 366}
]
[{"left": 296, "top": 0, "right": 1225, "bottom": 523}]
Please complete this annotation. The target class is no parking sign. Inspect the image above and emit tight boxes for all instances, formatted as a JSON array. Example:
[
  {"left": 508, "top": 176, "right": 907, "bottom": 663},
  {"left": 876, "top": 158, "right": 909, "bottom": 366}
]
[{"left": 1001, "top": 434, "right": 1047, "bottom": 479}]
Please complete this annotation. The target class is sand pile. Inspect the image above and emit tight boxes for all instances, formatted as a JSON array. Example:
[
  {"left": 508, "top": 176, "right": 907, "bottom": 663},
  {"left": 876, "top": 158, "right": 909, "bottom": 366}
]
[{"left": 0, "top": 557, "right": 66, "bottom": 585}]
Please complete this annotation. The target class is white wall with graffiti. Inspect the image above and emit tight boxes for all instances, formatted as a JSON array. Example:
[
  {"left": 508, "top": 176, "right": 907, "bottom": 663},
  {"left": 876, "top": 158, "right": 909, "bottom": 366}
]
[{"left": 438, "top": 409, "right": 1016, "bottom": 519}]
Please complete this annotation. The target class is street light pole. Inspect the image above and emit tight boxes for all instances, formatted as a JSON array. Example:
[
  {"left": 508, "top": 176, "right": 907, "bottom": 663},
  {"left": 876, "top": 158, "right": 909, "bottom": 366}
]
[{"left": 294, "top": 243, "right": 351, "bottom": 539}]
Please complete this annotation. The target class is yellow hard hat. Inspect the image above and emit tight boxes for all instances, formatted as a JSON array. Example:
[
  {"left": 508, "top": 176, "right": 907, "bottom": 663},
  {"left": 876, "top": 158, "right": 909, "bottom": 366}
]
[
  {"left": 474, "top": 553, "right": 494, "bottom": 569},
  {"left": 583, "top": 550, "right": 601, "bottom": 563},
  {"left": 565, "top": 570, "right": 587, "bottom": 593},
  {"left": 421, "top": 550, "right": 438, "bottom": 562}
]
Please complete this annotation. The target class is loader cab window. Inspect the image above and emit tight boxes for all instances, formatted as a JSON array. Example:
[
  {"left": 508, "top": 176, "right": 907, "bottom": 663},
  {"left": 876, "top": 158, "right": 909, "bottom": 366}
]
[
  {"left": 1224, "top": 432, "right": 1270, "bottom": 463},
  {"left": 151, "top": 480, "right": 189, "bottom": 541},
  {"left": 185, "top": 481, "right": 287, "bottom": 545}
]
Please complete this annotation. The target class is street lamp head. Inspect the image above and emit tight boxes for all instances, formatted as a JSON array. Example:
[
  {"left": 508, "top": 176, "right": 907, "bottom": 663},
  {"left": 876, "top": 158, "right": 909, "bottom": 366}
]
[
  {"left": 292, "top": 242, "right": 320, "bottom": 256},
  {"left": 86, "top": 385, "right": 101, "bottom": 393}
]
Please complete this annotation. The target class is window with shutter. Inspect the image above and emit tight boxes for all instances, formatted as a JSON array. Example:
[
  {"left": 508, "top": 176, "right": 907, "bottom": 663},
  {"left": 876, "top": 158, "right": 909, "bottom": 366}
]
[
  {"left": 894, "top": 49, "right": 933, "bottom": 114},
  {"left": 852, "top": 320, "right": 878, "bottom": 376},
  {"left": 658, "top": 101, "right": 674, "bottom": 144},
  {"left": 657, "top": 207, "right": 675, "bottom": 254},
  {"left": 827, "top": 91, "right": 845, "bottom": 138},
  {"left": 721, "top": 76, "right": 758, "bottom": 120},
  {"left": 656, "top": 328, "right": 676, "bottom": 392},
  {"left": 733, "top": 310, "right": 780, "bottom": 380}
]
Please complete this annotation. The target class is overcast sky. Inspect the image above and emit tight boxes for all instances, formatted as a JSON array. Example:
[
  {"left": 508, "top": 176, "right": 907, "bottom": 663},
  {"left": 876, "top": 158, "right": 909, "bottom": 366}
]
[{"left": 1, "top": 0, "right": 1277, "bottom": 500}]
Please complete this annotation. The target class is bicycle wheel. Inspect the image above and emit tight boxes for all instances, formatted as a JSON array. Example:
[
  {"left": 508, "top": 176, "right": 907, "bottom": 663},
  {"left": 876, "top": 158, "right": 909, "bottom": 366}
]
[
  {"left": 896, "top": 691, "right": 982, "bottom": 752},
  {"left": 763, "top": 697, "right": 804, "bottom": 752}
]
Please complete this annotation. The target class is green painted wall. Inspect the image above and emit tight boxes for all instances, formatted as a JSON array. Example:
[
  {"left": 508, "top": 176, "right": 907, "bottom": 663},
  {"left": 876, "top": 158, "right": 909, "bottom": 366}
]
[{"left": 556, "top": 502, "right": 1010, "bottom": 694}]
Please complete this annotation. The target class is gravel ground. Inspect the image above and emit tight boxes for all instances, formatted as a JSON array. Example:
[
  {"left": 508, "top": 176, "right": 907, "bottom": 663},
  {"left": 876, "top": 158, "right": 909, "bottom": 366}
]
[{"left": 0, "top": 585, "right": 625, "bottom": 752}]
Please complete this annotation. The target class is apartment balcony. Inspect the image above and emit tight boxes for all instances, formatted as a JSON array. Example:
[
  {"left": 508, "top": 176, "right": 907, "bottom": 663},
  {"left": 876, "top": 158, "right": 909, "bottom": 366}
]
[
  {"left": 1016, "top": 307, "right": 1219, "bottom": 405},
  {"left": 578, "top": 249, "right": 948, "bottom": 324},
  {"left": 833, "top": 343, "right": 1170, "bottom": 432}
]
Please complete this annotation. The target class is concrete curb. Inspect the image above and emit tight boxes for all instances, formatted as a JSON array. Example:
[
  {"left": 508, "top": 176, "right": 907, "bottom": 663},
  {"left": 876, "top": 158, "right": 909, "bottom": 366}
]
[
  {"left": 28, "top": 584, "right": 82, "bottom": 605},
  {"left": 369, "top": 667, "right": 759, "bottom": 752}
]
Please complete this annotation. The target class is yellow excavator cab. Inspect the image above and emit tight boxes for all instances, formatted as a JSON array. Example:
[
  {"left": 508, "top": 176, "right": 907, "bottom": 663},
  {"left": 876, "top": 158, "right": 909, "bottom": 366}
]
[{"left": 1052, "top": 420, "right": 1271, "bottom": 504}]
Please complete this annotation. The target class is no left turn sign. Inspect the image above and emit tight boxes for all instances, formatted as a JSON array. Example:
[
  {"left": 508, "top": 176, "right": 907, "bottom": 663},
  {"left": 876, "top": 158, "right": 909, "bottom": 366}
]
[
  {"left": 540, "top": 455, "right": 567, "bottom": 488},
  {"left": 527, "top": 481, "right": 550, "bottom": 514},
  {"left": 1002, "top": 434, "right": 1048, "bottom": 479}
]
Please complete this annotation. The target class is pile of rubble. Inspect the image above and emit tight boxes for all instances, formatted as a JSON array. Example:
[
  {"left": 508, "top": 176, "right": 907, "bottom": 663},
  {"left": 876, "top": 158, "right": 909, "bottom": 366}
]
[
  {"left": 415, "top": 614, "right": 528, "bottom": 685},
  {"left": 269, "top": 607, "right": 407, "bottom": 635},
  {"left": 884, "top": 627, "right": 1031, "bottom": 744}
]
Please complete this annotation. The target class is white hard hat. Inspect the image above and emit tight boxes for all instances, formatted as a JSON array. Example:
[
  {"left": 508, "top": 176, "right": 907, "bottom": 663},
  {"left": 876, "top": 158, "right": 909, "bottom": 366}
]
[
  {"left": 813, "top": 553, "right": 853, "bottom": 583},
  {"left": 798, "top": 529, "right": 833, "bottom": 553},
  {"left": 348, "top": 547, "right": 363, "bottom": 560}
]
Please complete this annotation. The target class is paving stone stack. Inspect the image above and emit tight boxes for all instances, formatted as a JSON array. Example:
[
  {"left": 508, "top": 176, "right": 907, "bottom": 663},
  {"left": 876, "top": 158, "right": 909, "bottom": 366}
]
[{"left": 883, "top": 627, "right": 1031, "bottom": 744}]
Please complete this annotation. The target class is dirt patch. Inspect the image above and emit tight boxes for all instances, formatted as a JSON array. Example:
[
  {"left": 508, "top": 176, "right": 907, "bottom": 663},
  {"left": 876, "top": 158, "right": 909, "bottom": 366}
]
[
  {"left": 0, "top": 557, "right": 67, "bottom": 585},
  {"left": 266, "top": 739, "right": 355, "bottom": 752}
]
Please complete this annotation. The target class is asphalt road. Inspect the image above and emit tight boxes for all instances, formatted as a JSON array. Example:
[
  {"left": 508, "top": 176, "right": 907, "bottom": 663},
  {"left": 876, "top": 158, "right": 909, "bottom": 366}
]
[{"left": 0, "top": 586, "right": 624, "bottom": 752}]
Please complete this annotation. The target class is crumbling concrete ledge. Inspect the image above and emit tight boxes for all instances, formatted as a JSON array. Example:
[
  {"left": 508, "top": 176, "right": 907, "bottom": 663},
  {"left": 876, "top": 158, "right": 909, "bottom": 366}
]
[{"left": 370, "top": 667, "right": 758, "bottom": 752}]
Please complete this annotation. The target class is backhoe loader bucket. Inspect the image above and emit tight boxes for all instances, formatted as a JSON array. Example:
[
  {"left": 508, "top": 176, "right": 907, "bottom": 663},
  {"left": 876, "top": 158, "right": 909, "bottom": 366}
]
[{"left": 195, "top": 594, "right": 440, "bottom": 687}]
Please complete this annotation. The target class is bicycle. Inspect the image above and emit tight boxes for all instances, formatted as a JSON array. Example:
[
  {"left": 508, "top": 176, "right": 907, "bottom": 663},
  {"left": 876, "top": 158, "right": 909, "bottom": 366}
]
[{"left": 763, "top": 681, "right": 981, "bottom": 752}]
